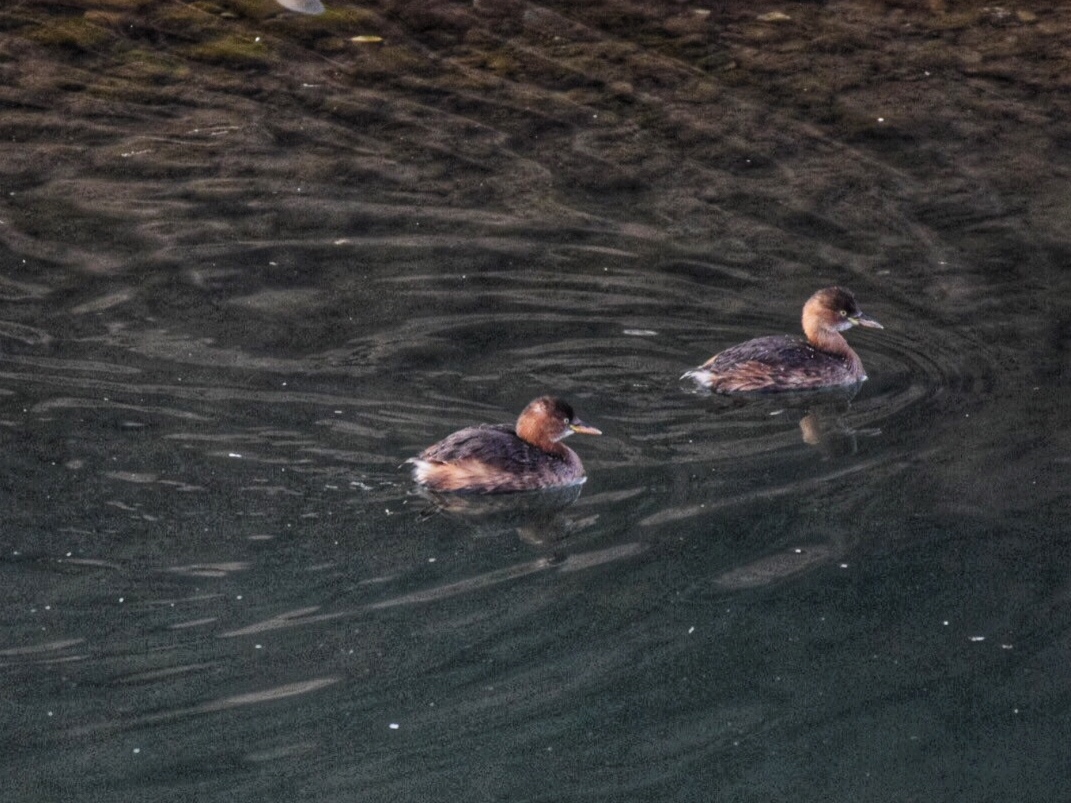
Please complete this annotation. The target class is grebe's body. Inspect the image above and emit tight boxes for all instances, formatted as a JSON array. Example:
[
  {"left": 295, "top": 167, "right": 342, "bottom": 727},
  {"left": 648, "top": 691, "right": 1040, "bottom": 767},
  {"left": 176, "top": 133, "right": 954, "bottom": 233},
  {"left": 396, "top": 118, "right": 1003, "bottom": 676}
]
[
  {"left": 409, "top": 397, "right": 601, "bottom": 494},
  {"left": 683, "top": 287, "right": 883, "bottom": 393}
]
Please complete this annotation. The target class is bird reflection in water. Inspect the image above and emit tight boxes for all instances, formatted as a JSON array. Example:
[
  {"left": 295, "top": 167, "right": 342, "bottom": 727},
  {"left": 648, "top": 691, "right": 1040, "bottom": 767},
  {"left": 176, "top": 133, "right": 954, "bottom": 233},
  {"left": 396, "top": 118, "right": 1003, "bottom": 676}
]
[
  {"left": 797, "top": 404, "right": 883, "bottom": 456},
  {"left": 412, "top": 483, "right": 593, "bottom": 546},
  {"left": 686, "top": 383, "right": 881, "bottom": 452}
]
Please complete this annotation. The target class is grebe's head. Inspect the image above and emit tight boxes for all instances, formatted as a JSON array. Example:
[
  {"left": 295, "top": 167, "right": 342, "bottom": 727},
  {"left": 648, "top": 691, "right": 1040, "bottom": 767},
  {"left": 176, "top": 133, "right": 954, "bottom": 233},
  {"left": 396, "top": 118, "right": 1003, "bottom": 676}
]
[
  {"left": 516, "top": 396, "right": 601, "bottom": 447},
  {"left": 804, "top": 287, "right": 883, "bottom": 333}
]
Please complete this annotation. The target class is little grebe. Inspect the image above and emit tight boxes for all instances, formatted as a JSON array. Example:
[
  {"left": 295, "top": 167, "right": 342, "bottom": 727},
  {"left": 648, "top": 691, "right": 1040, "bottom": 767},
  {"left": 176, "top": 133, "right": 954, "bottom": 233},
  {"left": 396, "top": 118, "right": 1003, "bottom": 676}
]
[
  {"left": 683, "top": 286, "right": 883, "bottom": 393},
  {"left": 409, "top": 396, "right": 601, "bottom": 493}
]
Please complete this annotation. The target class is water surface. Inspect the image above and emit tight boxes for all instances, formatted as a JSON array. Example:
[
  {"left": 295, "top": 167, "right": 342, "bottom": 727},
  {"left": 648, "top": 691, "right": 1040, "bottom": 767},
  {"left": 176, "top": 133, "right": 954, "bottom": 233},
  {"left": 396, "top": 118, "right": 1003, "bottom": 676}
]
[{"left": 1, "top": 2, "right": 1069, "bottom": 801}]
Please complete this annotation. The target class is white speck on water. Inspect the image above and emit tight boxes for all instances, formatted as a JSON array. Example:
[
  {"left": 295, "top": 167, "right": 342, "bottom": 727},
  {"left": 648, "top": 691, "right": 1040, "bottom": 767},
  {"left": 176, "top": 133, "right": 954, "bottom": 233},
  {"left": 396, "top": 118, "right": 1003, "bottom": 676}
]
[
  {"left": 623, "top": 329, "right": 658, "bottom": 336},
  {"left": 274, "top": 0, "right": 325, "bottom": 14},
  {"left": 839, "top": 563, "right": 849, "bottom": 569},
  {"left": 688, "top": 626, "right": 695, "bottom": 634},
  {"left": 428, "top": 557, "right": 437, "bottom": 563},
  {"left": 969, "top": 635, "right": 985, "bottom": 642},
  {"left": 133, "top": 748, "right": 141, "bottom": 754},
  {"left": 389, "top": 723, "right": 400, "bottom": 730},
  {"left": 228, "top": 453, "right": 242, "bottom": 458}
]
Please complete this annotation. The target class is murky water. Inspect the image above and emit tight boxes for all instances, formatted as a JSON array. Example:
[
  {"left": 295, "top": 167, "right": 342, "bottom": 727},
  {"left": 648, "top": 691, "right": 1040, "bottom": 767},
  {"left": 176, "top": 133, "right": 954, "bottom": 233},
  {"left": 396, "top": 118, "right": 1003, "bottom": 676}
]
[{"left": 2, "top": 2, "right": 1069, "bottom": 801}]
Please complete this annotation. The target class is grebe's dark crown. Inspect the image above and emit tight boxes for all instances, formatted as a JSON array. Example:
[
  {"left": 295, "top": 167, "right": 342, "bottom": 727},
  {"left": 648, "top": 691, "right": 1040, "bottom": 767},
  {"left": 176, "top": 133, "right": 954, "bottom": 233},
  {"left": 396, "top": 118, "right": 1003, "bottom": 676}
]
[
  {"left": 548, "top": 397, "right": 575, "bottom": 421},
  {"left": 812, "top": 286, "right": 860, "bottom": 315},
  {"left": 525, "top": 396, "right": 574, "bottom": 421}
]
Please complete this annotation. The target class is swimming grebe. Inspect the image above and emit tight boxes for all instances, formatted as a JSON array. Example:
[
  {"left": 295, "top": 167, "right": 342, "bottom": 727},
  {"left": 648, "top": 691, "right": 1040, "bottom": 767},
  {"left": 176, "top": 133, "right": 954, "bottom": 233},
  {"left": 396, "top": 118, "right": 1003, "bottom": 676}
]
[
  {"left": 409, "top": 396, "right": 601, "bottom": 493},
  {"left": 683, "top": 286, "right": 883, "bottom": 393}
]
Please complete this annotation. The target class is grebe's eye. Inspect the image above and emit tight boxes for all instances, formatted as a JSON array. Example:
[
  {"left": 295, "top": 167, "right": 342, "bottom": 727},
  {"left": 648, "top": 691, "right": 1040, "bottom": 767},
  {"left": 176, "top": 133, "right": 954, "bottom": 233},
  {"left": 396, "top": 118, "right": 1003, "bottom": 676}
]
[{"left": 839, "top": 309, "right": 847, "bottom": 317}]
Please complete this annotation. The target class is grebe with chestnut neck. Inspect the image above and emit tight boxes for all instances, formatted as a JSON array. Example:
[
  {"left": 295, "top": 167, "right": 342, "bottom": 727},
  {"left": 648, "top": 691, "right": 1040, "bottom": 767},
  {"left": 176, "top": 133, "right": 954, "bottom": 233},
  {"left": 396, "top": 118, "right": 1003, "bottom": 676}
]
[
  {"left": 409, "top": 396, "right": 601, "bottom": 493},
  {"left": 683, "top": 287, "right": 884, "bottom": 393}
]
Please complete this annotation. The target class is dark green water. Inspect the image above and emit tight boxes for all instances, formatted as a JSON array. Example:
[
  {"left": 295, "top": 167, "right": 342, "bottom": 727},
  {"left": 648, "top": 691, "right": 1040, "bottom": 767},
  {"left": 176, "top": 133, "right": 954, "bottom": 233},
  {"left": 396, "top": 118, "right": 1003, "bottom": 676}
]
[{"left": 1, "top": 2, "right": 1069, "bottom": 801}]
